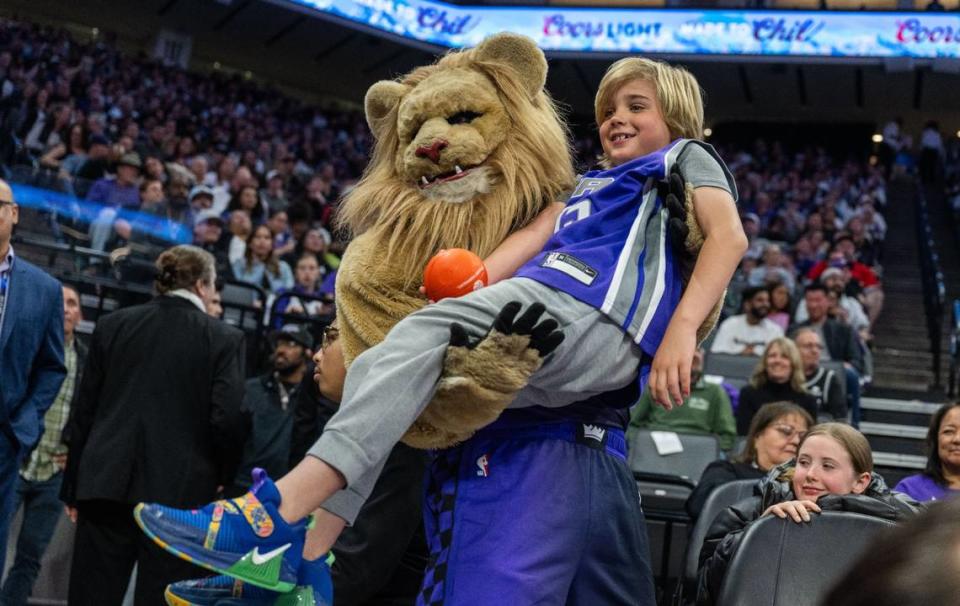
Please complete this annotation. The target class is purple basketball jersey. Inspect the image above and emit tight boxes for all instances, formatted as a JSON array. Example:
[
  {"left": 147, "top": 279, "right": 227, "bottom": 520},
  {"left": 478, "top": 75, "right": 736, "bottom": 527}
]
[{"left": 515, "top": 139, "right": 725, "bottom": 358}]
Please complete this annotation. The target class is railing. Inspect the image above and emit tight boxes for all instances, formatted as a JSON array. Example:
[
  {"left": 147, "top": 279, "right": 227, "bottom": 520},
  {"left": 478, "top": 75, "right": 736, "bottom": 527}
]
[{"left": 915, "top": 186, "right": 946, "bottom": 390}]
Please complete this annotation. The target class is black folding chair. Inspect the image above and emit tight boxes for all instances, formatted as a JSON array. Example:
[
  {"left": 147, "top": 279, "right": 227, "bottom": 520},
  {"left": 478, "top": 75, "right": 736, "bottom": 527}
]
[{"left": 674, "top": 479, "right": 758, "bottom": 605}]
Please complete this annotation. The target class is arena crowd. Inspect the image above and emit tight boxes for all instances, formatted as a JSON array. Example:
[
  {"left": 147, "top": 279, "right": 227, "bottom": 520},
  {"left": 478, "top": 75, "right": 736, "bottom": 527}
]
[{"left": 1, "top": 14, "right": 958, "bottom": 606}]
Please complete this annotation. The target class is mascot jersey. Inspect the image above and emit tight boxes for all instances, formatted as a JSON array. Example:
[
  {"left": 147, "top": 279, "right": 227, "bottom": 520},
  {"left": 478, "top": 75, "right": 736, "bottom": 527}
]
[{"left": 516, "top": 138, "right": 715, "bottom": 359}]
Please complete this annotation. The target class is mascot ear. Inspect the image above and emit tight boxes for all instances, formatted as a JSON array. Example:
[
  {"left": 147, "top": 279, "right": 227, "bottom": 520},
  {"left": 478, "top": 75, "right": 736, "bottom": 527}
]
[
  {"left": 365, "top": 81, "right": 409, "bottom": 140},
  {"left": 472, "top": 33, "right": 547, "bottom": 99}
]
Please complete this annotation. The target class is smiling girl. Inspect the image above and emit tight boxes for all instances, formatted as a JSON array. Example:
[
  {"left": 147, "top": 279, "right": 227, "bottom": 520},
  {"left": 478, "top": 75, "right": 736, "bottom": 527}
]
[{"left": 695, "top": 423, "right": 919, "bottom": 605}]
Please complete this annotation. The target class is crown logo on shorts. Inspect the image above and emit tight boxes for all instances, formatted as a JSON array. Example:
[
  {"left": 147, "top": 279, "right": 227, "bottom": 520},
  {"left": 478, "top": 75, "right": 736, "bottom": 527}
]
[{"left": 582, "top": 424, "right": 606, "bottom": 442}]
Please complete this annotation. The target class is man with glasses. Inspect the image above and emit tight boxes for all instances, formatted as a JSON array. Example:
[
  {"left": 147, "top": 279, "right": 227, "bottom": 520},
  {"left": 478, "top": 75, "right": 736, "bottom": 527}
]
[
  {"left": 2, "top": 285, "right": 85, "bottom": 606},
  {"left": 306, "top": 324, "right": 428, "bottom": 604},
  {"left": 791, "top": 282, "right": 863, "bottom": 427},
  {"left": 0, "top": 178, "right": 67, "bottom": 576},
  {"left": 795, "top": 329, "right": 846, "bottom": 422}
]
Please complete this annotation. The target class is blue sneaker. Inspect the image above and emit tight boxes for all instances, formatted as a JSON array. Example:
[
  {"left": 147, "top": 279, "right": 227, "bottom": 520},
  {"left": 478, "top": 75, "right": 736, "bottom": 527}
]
[
  {"left": 163, "top": 554, "right": 334, "bottom": 606},
  {"left": 135, "top": 469, "right": 309, "bottom": 592}
]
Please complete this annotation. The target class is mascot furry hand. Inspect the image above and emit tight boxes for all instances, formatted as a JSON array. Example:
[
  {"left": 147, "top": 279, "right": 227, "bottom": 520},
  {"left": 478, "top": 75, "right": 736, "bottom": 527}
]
[
  {"left": 336, "top": 32, "right": 717, "bottom": 449},
  {"left": 406, "top": 302, "right": 564, "bottom": 448}
]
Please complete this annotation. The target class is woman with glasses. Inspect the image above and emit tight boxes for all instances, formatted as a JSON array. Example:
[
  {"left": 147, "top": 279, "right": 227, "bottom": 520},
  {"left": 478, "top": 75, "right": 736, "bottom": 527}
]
[
  {"left": 736, "top": 337, "right": 818, "bottom": 435},
  {"left": 686, "top": 402, "right": 813, "bottom": 519}
]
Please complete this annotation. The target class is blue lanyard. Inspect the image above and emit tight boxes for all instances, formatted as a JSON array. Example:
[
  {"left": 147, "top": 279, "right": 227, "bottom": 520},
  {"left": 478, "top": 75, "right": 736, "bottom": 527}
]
[{"left": 0, "top": 264, "right": 11, "bottom": 339}]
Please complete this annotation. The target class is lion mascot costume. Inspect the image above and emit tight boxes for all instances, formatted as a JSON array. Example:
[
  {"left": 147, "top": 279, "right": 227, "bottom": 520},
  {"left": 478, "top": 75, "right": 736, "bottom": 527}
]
[{"left": 334, "top": 33, "right": 577, "bottom": 448}]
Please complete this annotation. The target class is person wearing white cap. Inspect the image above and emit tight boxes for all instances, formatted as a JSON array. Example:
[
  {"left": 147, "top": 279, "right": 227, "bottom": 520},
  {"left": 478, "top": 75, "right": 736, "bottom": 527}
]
[{"left": 188, "top": 185, "right": 215, "bottom": 211}]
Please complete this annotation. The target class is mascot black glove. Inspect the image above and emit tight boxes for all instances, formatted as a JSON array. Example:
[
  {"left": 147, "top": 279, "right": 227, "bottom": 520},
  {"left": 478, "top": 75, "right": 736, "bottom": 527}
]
[
  {"left": 659, "top": 165, "right": 691, "bottom": 247},
  {"left": 402, "top": 302, "right": 565, "bottom": 449},
  {"left": 448, "top": 301, "right": 564, "bottom": 357}
]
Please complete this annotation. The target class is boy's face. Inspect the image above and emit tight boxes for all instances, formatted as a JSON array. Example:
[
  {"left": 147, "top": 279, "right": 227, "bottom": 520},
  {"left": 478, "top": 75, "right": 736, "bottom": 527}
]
[{"left": 599, "top": 79, "right": 672, "bottom": 167}]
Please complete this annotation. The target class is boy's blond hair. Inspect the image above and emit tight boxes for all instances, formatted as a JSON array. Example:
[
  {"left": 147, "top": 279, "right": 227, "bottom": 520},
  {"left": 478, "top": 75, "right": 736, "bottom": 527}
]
[{"left": 594, "top": 57, "right": 705, "bottom": 143}]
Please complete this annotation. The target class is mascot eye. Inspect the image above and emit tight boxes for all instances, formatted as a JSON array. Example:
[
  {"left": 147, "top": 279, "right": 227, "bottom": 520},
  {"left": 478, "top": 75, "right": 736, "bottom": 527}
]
[{"left": 447, "top": 111, "right": 482, "bottom": 125}]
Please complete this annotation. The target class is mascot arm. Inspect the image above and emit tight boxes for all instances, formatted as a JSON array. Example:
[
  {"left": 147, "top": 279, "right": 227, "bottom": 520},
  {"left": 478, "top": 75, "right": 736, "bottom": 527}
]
[
  {"left": 484, "top": 202, "right": 565, "bottom": 284},
  {"left": 660, "top": 166, "right": 737, "bottom": 345},
  {"left": 400, "top": 302, "right": 564, "bottom": 450}
]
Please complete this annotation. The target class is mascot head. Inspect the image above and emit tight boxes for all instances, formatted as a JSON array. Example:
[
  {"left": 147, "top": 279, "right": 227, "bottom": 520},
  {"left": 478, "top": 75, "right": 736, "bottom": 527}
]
[{"left": 337, "top": 33, "right": 575, "bottom": 281}]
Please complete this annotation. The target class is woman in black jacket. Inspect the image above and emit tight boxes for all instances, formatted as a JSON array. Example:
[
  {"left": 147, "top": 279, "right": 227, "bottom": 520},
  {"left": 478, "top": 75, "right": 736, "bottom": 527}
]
[
  {"left": 736, "top": 337, "right": 818, "bottom": 434},
  {"left": 686, "top": 402, "right": 814, "bottom": 519},
  {"left": 696, "top": 423, "right": 919, "bottom": 606}
]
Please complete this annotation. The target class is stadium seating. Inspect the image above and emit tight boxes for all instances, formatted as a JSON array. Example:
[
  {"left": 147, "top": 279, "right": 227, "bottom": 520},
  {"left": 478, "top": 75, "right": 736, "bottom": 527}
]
[
  {"left": 676, "top": 479, "right": 758, "bottom": 605},
  {"left": 715, "top": 512, "right": 896, "bottom": 606},
  {"left": 629, "top": 430, "right": 722, "bottom": 499},
  {"left": 702, "top": 353, "right": 759, "bottom": 390}
]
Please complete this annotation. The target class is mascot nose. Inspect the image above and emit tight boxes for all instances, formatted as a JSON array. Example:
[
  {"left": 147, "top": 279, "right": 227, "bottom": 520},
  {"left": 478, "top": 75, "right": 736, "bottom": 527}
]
[{"left": 415, "top": 139, "right": 449, "bottom": 164}]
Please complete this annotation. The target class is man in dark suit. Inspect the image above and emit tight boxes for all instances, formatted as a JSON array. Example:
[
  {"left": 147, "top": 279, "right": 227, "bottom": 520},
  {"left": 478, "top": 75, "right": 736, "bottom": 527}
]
[
  {"left": 0, "top": 179, "right": 67, "bottom": 576},
  {"left": 61, "top": 245, "right": 249, "bottom": 606}
]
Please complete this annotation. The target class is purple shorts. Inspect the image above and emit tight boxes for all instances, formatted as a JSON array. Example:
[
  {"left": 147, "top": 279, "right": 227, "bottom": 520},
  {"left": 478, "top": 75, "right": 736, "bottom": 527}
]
[{"left": 416, "top": 419, "right": 656, "bottom": 606}]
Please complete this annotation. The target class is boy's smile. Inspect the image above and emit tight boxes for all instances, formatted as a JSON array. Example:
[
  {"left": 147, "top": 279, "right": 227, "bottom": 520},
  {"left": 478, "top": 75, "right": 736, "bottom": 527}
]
[{"left": 599, "top": 78, "right": 672, "bottom": 167}]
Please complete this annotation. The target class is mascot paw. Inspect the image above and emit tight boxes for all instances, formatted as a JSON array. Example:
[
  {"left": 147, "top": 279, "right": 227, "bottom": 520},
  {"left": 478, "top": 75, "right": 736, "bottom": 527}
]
[
  {"left": 657, "top": 164, "right": 725, "bottom": 346},
  {"left": 400, "top": 302, "right": 564, "bottom": 450}
]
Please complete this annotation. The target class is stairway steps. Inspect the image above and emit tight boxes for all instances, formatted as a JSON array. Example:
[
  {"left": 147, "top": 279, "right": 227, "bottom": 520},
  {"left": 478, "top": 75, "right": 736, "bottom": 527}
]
[
  {"left": 873, "top": 452, "right": 926, "bottom": 469},
  {"left": 860, "top": 432, "right": 925, "bottom": 457},
  {"left": 871, "top": 375, "right": 935, "bottom": 392},
  {"left": 868, "top": 177, "right": 950, "bottom": 394},
  {"left": 859, "top": 421, "right": 927, "bottom": 439}
]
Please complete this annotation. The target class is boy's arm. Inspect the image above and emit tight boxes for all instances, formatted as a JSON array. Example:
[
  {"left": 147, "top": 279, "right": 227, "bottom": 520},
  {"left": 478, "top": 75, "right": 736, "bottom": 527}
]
[
  {"left": 649, "top": 186, "right": 748, "bottom": 409},
  {"left": 483, "top": 202, "right": 565, "bottom": 284}
]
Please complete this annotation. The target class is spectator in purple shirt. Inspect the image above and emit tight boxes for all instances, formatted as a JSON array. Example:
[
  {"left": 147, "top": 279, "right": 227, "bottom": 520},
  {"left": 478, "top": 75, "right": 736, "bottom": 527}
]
[
  {"left": 86, "top": 152, "right": 143, "bottom": 253},
  {"left": 895, "top": 403, "right": 960, "bottom": 502},
  {"left": 86, "top": 152, "right": 142, "bottom": 209}
]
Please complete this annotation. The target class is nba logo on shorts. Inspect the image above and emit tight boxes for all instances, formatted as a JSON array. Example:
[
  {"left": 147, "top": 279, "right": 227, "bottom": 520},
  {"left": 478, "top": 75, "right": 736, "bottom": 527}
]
[{"left": 476, "top": 454, "right": 490, "bottom": 477}]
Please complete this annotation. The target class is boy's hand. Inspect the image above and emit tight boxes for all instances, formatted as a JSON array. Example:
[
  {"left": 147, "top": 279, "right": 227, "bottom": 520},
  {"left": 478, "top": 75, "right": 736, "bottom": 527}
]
[{"left": 648, "top": 322, "right": 696, "bottom": 410}]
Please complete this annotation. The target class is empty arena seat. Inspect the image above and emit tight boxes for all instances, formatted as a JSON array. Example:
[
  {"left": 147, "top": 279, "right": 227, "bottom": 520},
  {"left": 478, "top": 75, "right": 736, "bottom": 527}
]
[
  {"left": 703, "top": 353, "right": 760, "bottom": 389},
  {"left": 220, "top": 280, "right": 266, "bottom": 332},
  {"left": 629, "top": 430, "right": 721, "bottom": 512},
  {"left": 716, "top": 512, "right": 896, "bottom": 606}
]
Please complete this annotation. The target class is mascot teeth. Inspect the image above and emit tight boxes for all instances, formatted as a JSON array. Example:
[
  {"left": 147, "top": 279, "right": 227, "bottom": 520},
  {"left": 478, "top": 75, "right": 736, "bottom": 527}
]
[{"left": 417, "top": 165, "right": 476, "bottom": 192}]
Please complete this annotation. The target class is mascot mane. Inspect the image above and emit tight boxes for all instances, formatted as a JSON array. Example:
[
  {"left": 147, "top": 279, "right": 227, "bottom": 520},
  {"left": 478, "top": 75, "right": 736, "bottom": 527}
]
[{"left": 336, "top": 38, "right": 575, "bottom": 283}]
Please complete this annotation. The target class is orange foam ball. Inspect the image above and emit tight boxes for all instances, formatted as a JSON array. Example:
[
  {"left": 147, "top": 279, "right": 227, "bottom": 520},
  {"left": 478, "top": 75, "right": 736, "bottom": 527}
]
[{"left": 423, "top": 248, "right": 488, "bottom": 301}]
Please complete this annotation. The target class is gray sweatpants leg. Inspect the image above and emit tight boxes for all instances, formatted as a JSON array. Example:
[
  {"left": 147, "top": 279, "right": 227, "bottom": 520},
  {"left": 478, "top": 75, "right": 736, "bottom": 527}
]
[{"left": 311, "top": 278, "right": 643, "bottom": 523}]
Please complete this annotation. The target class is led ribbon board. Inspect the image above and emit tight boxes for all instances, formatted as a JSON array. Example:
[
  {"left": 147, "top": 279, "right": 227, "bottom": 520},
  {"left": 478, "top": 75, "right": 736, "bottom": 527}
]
[{"left": 287, "top": 0, "right": 960, "bottom": 58}]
